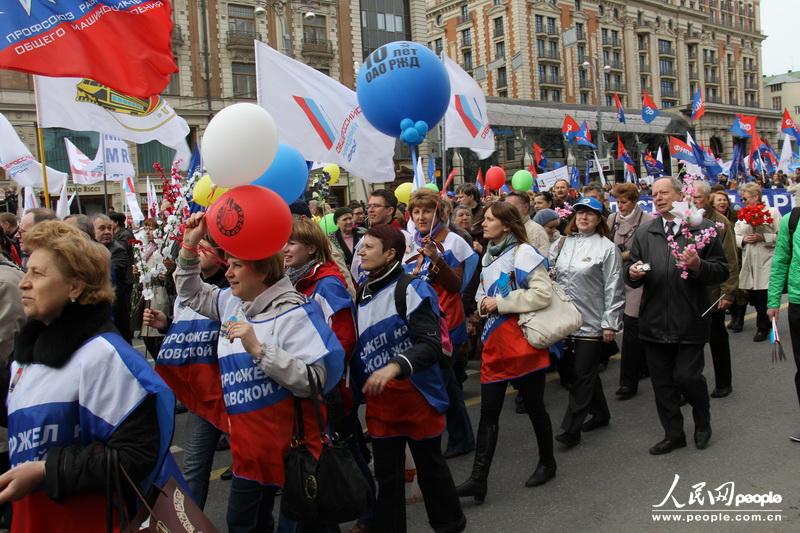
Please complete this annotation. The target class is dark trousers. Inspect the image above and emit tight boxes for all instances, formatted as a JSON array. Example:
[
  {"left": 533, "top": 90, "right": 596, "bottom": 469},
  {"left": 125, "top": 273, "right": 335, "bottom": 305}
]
[
  {"left": 143, "top": 336, "right": 163, "bottom": 359},
  {"left": 709, "top": 309, "right": 732, "bottom": 389},
  {"left": 372, "top": 435, "right": 465, "bottom": 533},
  {"left": 619, "top": 314, "right": 647, "bottom": 390},
  {"left": 789, "top": 304, "right": 800, "bottom": 409},
  {"left": 443, "top": 365, "right": 475, "bottom": 454},
  {"left": 644, "top": 342, "right": 710, "bottom": 440},
  {"left": 228, "top": 476, "right": 277, "bottom": 533},
  {"left": 183, "top": 412, "right": 222, "bottom": 509},
  {"left": 479, "top": 371, "right": 554, "bottom": 464},
  {"left": 561, "top": 339, "right": 610, "bottom": 435},
  {"left": 749, "top": 289, "right": 771, "bottom": 331}
]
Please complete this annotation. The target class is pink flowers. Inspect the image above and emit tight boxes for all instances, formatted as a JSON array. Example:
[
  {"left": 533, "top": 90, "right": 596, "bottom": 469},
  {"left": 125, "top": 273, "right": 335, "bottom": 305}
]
[
  {"left": 666, "top": 222, "right": 722, "bottom": 279},
  {"left": 555, "top": 203, "right": 573, "bottom": 220}
]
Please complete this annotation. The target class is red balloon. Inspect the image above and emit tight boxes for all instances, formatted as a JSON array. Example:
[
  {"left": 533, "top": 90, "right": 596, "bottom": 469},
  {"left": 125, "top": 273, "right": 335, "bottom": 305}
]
[
  {"left": 485, "top": 166, "right": 506, "bottom": 190},
  {"left": 206, "top": 185, "right": 291, "bottom": 260}
]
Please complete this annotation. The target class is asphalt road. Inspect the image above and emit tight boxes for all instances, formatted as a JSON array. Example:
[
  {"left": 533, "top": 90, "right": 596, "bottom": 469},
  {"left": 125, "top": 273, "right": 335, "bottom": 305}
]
[{"left": 168, "top": 306, "right": 800, "bottom": 532}]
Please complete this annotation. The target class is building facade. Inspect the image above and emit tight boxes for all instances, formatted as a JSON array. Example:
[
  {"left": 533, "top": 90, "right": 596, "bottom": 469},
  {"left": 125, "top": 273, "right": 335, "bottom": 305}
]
[
  {"left": 426, "top": 0, "right": 780, "bottom": 179},
  {"left": 0, "top": 0, "right": 427, "bottom": 213}
]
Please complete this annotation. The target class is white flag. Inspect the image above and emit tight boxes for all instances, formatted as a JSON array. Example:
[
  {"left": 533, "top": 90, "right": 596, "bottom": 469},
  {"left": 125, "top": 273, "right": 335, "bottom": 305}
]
[
  {"left": 443, "top": 56, "right": 495, "bottom": 159},
  {"left": 102, "top": 135, "right": 136, "bottom": 181},
  {"left": 35, "top": 76, "right": 189, "bottom": 155},
  {"left": 0, "top": 113, "right": 67, "bottom": 192},
  {"left": 255, "top": 42, "right": 395, "bottom": 183},
  {"left": 23, "top": 187, "right": 39, "bottom": 211},
  {"left": 779, "top": 134, "right": 793, "bottom": 173},
  {"left": 146, "top": 177, "right": 159, "bottom": 218},
  {"left": 413, "top": 156, "right": 426, "bottom": 191},
  {"left": 593, "top": 151, "right": 606, "bottom": 186},
  {"left": 56, "top": 182, "right": 71, "bottom": 219},
  {"left": 65, "top": 138, "right": 105, "bottom": 185},
  {"left": 122, "top": 177, "right": 144, "bottom": 223}
]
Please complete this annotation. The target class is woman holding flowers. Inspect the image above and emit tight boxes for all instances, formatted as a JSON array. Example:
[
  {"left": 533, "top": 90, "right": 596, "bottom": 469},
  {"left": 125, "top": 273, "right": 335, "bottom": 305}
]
[{"left": 734, "top": 183, "right": 782, "bottom": 342}]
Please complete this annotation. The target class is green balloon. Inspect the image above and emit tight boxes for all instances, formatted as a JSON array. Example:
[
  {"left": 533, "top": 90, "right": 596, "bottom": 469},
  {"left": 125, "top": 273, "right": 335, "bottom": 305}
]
[
  {"left": 319, "top": 213, "right": 337, "bottom": 234},
  {"left": 424, "top": 182, "right": 439, "bottom": 192},
  {"left": 512, "top": 170, "right": 534, "bottom": 191}
]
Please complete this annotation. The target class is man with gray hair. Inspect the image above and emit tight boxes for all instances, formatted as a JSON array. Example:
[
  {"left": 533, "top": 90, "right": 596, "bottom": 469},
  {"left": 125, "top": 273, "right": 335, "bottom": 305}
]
[
  {"left": 692, "top": 180, "right": 739, "bottom": 398},
  {"left": 18, "top": 207, "right": 56, "bottom": 256},
  {"left": 64, "top": 214, "right": 95, "bottom": 239},
  {"left": 625, "top": 176, "right": 729, "bottom": 455},
  {"left": 93, "top": 213, "right": 134, "bottom": 341}
]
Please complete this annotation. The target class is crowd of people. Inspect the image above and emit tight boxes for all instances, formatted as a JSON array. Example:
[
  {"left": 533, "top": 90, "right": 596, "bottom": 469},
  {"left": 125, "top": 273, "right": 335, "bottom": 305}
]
[{"left": 0, "top": 168, "right": 798, "bottom": 533}]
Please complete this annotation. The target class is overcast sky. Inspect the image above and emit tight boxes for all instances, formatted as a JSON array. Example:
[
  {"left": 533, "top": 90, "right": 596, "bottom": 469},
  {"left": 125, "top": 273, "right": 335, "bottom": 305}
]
[{"left": 761, "top": 0, "right": 795, "bottom": 76}]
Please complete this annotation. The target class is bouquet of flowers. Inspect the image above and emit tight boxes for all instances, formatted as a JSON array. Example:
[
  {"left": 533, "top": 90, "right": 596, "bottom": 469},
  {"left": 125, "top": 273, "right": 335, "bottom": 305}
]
[
  {"left": 736, "top": 203, "right": 773, "bottom": 228},
  {"left": 554, "top": 202, "right": 573, "bottom": 220},
  {"left": 665, "top": 177, "right": 723, "bottom": 280}
]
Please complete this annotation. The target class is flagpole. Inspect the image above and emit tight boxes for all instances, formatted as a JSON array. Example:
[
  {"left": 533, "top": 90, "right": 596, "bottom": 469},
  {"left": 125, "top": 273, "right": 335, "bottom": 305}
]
[
  {"left": 439, "top": 50, "right": 447, "bottom": 191},
  {"left": 32, "top": 77, "right": 52, "bottom": 209},
  {"left": 100, "top": 134, "right": 109, "bottom": 213}
]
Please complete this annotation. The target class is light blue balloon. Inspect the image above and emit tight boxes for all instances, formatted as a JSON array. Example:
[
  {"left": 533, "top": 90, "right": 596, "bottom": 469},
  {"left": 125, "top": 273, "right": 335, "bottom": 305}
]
[
  {"left": 251, "top": 143, "right": 308, "bottom": 203},
  {"left": 414, "top": 120, "right": 429, "bottom": 137},
  {"left": 400, "top": 118, "right": 414, "bottom": 131},
  {"left": 402, "top": 127, "right": 420, "bottom": 145},
  {"left": 357, "top": 41, "right": 451, "bottom": 137}
]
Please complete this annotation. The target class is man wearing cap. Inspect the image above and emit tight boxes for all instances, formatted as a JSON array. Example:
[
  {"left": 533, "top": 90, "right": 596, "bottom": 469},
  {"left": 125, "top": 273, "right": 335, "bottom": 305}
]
[{"left": 625, "top": 177, "right": 729, "bottom": 455}]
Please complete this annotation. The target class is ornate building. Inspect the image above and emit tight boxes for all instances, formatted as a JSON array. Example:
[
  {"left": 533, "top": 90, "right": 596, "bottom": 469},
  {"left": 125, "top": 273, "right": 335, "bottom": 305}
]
[{"left": 426, "top": 0, "right": 779, "bottom": 179}]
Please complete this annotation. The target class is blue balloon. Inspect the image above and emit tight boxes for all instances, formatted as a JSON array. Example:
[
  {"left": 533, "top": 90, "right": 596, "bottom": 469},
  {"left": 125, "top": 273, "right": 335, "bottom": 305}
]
[
  {"left": 552, "top": 161, "right": 562, "bottom": 169},
  {"left": 251, "top": 143, "right": 308, "bottom": 203},
  {"left": 400, "top": 118, "right": 414, "bottom": 131},
  {"left": 414, "top": 120, "right": 429, "bottom": 137},
  {"left": 401, "top": 127, "right": 420, "bottom": 145},
  {"left": 357, "top": 41, "right": 451, "bottom": 138}
]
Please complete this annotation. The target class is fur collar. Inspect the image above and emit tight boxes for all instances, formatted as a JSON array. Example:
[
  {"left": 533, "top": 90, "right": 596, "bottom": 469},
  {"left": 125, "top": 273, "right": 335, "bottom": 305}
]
[{"left": 14, "top": 302, "right": 115, "bottom": 368}]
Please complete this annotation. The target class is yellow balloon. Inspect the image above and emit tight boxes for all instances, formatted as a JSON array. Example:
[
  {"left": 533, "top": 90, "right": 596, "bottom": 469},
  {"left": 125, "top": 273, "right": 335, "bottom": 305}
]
[
  {"left": 192, "top": 174, "right": 228, "bottom": 207},
  {"left": 394, "top": 182, "right": 413, "bottom": 205},
  {"left": 323, "top": 163, "right": 340, "bottom": 185}
]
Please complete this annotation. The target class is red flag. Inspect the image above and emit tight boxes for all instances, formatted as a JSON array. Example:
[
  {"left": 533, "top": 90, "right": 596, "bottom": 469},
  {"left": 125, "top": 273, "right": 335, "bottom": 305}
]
[
  {"left": 528, "top": 162, "right": 538, "bottom": 178},
  {"left": 440, "top": 169, "right": 457, "bottom": 197},
  {"left": 0, "top": 1, "right": 177, "bottom": 97},
  {"left": 750, "top": 130, "right": 763, "bottom": 158},
  {"left": 562, "top": 115, "right": 581, "bottom": 138}
]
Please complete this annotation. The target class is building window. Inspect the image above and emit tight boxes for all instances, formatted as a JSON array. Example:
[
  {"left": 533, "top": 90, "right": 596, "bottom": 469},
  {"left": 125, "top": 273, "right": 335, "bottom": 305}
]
[
  {"left": 658, "top": 39, "right": 674, "bottom": 54},
  {"left": 303, "top": 14, "right": 326, "bottom": 44},
  {"left": 435, "top": 38, "right": 443, "bottom": 55},
  {"left": 505, "top": 138, "right": 515, "bottom": 160},
  {"left": 551, "top": 89, "right": 561, "bottom": 102},
  {"left": 540, "top": 88, "right": 548, "bottom": 101},
  {"left": 463, "top": 50, "right": 473, "bottom": 71},
  {"left": 535, "top": 15, "right": 544, "bottom": 32},
  {"left": 795, "top": 106, "right": 800, "bottom": 115},
  {"left": 163, "top": 71, "right": 180, "bottom": 96},
  {"left": 495, "top": 41, "right": 505, "bottom": 59},
  {"left": 44, "top": 128, "right": 99, "bottom": 174},
  {"left": 460, "top": 4, "right": 469, "bottom": 21},
  {"left": 138, "top": 141, "right": 177, "bottom": 175},
  {"left": 462, "top": 28, "right": 472, "bottom": 47},
  {"left": 228, "top": 4, "right": 255, "bottom": 34},
  {"left": 580, "top": 92, "right": 589, "bottom": 105},
  {"left": 493, "top": 17, "right": 504, "bottom": 38},
  {"left": 498, "top": 89, "right": 508, "bottom": 98},
  {"left": 497, "top": 66, "right": 507, "bottom": 88},
  {"left": 773, "top": 97, "right": 782, "bottom": 111},
  {"left": 232, "top": 62, "right": 257, "bottom": 98},
  {"left": 377, "top": 13, "right": 385, "bottom": 30}
]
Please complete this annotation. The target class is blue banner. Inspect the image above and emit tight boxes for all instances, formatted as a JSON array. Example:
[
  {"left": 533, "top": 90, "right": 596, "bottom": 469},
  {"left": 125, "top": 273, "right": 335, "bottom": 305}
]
[{"left": 608, "top": 189, "right": 797, "bottom": 216}]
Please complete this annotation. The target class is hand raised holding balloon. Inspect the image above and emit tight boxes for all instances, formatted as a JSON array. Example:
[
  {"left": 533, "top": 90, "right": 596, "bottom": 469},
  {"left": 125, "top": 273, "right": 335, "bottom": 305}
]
[{"left": 182, "top": 213, "right": 207, "bottom": 248}]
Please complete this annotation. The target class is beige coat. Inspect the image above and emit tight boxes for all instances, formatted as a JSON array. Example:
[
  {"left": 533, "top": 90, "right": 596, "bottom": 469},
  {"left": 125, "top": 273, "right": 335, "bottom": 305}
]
[
  {"left": 0, "top": 259, "right": 24, "bottom": 362},
  {"left": 140, "top": 247, "right": 171, "bottom": 338},
  {"left": 524, "top": 218, "right": 551, "bottom": 258},
  {"left": 734, "top": 207, "right": 782, "bottom": 290}
]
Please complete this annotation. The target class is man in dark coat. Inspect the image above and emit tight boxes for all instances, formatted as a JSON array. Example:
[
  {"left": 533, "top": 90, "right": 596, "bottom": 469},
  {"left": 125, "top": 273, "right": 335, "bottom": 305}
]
[
  {"left": 625, "top": 177, "right": 729, "bottom": 455},
  {"left": 92, "top": 214, "right": 133, "bottom": 342}
]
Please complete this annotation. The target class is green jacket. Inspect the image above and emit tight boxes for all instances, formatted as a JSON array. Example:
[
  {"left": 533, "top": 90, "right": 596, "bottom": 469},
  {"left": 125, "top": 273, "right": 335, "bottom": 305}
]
[{"left": 767, "top": 212, "right": 800, "bottom": 308}]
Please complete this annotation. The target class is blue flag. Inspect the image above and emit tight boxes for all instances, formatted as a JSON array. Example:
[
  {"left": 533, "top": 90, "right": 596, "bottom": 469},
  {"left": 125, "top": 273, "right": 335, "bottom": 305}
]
[
  {"left": 570, "top": 166, "right": 581, "bottom": 189},
  {"left": 585, "top": 159, "right": 591, "bottom": 186}
]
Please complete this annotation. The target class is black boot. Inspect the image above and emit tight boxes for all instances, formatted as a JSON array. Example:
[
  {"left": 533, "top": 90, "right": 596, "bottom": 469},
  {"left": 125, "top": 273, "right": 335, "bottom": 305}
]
[
  {"left": 456, "top": 423, "right": 499, "bottom": 505},
  {"left": 730, "top": 304, "right": 746, "bottom": 332}
]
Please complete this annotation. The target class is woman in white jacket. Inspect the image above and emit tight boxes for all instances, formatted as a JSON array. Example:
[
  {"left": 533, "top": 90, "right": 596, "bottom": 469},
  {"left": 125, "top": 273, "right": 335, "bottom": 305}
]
[{"left": 551, "top": 197, "right": 624, "bottom": 448}]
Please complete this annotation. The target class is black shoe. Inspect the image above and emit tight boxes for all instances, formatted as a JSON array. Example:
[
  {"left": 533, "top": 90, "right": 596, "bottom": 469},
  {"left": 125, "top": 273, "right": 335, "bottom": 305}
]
[
  {"left": 753, "top": 330, "right": 769, "bottom": 342},
  {"left": 615, "top": 386, "right": 636, "bottom": 399},
  {"left": 555, "top": 432, "right": 581, "bottom": 448},
  {"left": 456, "top": 423, "right": 499, "bottom": 504},
  {"left": 694, "top": 427, "right": 712, "bottom": 449},
  {"left": 710, "top": 386, "right": 732, "bottom": 398},
  {"left": 216, "top": 436, "right": 230, "bottom": 451},
  {"left": 649, "top": 436, "right": 687, "bottom": 455},
  {"left": 455, "top": 477, "right": 487, "bottom": 504},
  {"left": 525, "top": 462, "right": 556, "bottom": 487},
  {"left": 175, "top": 402, "right": 188, "bottom": 414},
  {"left": 582, "top": 416, "right": 610, "bottom": 432},
  {"left": 220, "top": 466, "right": 233, "bottom": 480}
]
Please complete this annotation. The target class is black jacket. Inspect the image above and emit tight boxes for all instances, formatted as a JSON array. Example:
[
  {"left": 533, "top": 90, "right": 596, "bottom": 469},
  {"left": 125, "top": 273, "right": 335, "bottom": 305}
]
[
  {"left": 624, "top": 217, "right": 729, "bottom": 344},
  {"left": 12, "top": 302, "right": 160, "bottom": 504},
  {"left": 108, "top": 241, "right": 133, "bottom": 342}
]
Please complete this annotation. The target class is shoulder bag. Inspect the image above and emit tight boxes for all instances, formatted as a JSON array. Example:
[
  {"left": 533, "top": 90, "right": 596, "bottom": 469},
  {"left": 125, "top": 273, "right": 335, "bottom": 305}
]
[{"left": 515, "top": 244, "right": 582, "bottom": 349}]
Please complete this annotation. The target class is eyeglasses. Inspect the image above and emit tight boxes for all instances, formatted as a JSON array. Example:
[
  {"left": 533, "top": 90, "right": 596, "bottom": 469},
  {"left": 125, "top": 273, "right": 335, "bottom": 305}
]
[{"left": 367, "top": 203, "right": 390, "bottom": 209}]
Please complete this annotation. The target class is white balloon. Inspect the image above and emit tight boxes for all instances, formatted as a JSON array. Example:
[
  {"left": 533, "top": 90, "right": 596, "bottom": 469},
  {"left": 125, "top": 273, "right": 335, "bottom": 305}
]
[{"left": 201, "top": 103, "right": 279, "bottom": 188}]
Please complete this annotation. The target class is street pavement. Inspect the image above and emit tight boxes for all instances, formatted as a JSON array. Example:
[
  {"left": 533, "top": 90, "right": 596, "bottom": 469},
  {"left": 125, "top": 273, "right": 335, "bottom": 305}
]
[{"left": 170, "top": 307, "right": 799, "bottom": 532}]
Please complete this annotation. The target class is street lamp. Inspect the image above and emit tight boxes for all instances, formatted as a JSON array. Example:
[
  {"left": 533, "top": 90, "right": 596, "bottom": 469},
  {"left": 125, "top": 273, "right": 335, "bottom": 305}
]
[
  {"left": 255, "top": 1, "right": 317, "bottom": 58},
  {"left": 581, "top": 58, "right": 611, "bottom": 159}
]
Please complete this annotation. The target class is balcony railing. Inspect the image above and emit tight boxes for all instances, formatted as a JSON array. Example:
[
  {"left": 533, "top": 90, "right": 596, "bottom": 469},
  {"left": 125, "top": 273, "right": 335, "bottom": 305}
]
[
  {"left": 576, "top": 30, "right": 586, "bottom": 41},
  {"left": 638, "top": 42, "right": 649, "bottom": 51},
  {"left": 661, "top": 87, "right": 677, "bottom": 98},
  {"left": 494, "top": 26, "right": 505, "bottom": 38},
  {"left": 640, "top": 84, "right": 653, "bottom": 93},
  {"left": 608, "top": 59, "right": 623, "bottom": 70},
  {"left": 539, "top": 75, "right": 564, "bottom": 85},
  {"left": 703, "top": 56, "right": 717, "bottom": 66},
  {"left": 658, "top": 46, "right": 675, "bottom": 56},
  {"left": 536, "top": 24, "right": 559, "bottom": 35},
  {"left": 707, "top": 95, "right": 723, "bottom": 104},
  {"left": 579, "top": 78, "right": 591, "bottom": 89},
  {"left": 689, "top": 69, "right": 699, "bottom": 80},
  {"left": 744, "top": 80, "right": 759, "bottom": 90},
  {"left": 660, "top": 68, "right": 676, "bottom": 77},
  {"left": 301, "top": 37, "right": 333, "bottom": 57},
  {"left": 606, "top": 81, "right": 626, "bottom": 92},
  {"left": 688, "top": 50, "right": 697, "bottom": 60},
  {"left": 706, "top": 74, "right": 720, "bottom": 84},
  {"left": 602, "top": 36, "right": 622, "bottom": 47},
  {"left": 227, "top": 30, "right": 261, "bottom": 50},
  {"left": 639, "top": 62, "right": 651, "bottom": 72},
  {"left": 539, "top": 49, "right": 560, "bottom": 61}
]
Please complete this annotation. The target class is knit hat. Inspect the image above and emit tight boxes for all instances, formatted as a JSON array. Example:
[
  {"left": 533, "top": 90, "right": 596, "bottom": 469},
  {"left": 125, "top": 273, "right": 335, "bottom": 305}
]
[
  {"left": 533, "top": 208, "right": 559, "bottom": 226},
  {"left": 333, "top": 207, "right": 353, "bottom": 224}
]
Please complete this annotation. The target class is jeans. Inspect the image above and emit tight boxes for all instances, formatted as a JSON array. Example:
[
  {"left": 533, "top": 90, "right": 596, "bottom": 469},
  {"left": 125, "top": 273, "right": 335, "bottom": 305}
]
[
  {"left": 182, "top": 412, "right": 222, "bottom": 510},
  {"left": 228, "top": 476, "right": 277, "bottom": 533},
  {"left": 561, "top": 338, "right": 610, "bottom": 435},
  {"left": 372, "top": 435, "right": 465, "bottom": 533},
  {"left": 443, "top": 365, "right": 475, "bottom": 454}
]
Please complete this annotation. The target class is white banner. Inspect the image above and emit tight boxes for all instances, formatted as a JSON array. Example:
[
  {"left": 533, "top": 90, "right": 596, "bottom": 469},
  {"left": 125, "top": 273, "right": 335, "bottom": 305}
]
[
  {"left": 0, "top": 113, "right": 67, "bottom": 192},
  {"left": 122, "top": 177, "right": 144, "bottom": 223},
  {"left": 65, "top": 138, "right": 104, "bottom": 185},
  {"left": 535, "top": 166, "right": 569, "bottom": 191},
  {"left": 255, "top": 41, "right": 395, "bottom": 183},
  {"left": 35, "top": 76, "right": 190, "bottom": 164},
  {"left": 102, "top": 135, "right": 136, "bottom": 181},
  {"left": 443, "top": 56, "right": 495, "bottom": 159}
]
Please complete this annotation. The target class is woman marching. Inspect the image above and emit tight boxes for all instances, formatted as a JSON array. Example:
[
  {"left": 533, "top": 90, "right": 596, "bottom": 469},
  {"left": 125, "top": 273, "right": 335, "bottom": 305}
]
[
  {"left": 456, "top": 201, "right": 557, "bottom": 504},
  {"left": 406, "top": 189, "right": 478, "bottom": 458},
  {"left": 552, "top": 197, "right": 624, "bottom": 447},
  {"left": 175, "top": 212, "right": 345, "bottom": 533},
  {"left": 352, "top": 224, "right": 465, "bottom": 533},
  {"left": 0, "top": 221, "right": 175, "bottom": 532}
]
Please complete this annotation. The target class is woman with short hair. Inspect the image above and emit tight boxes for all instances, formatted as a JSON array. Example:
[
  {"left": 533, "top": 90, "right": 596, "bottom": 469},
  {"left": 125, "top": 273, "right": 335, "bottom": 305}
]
[
  {"left": 330, "top": 207, "right": 366, "bottom": 269},
  {"left": 0, "top": 221, "right": 175, "bottom": 532},
  {"left": 457, "top": 201, "right": 557, "bottom": 503}
]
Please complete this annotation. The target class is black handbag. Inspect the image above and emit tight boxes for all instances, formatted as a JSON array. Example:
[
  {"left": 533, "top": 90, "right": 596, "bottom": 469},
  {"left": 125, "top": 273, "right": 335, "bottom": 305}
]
[{"left": 282, "top": 366, "right": 373, "bottom": 525}]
